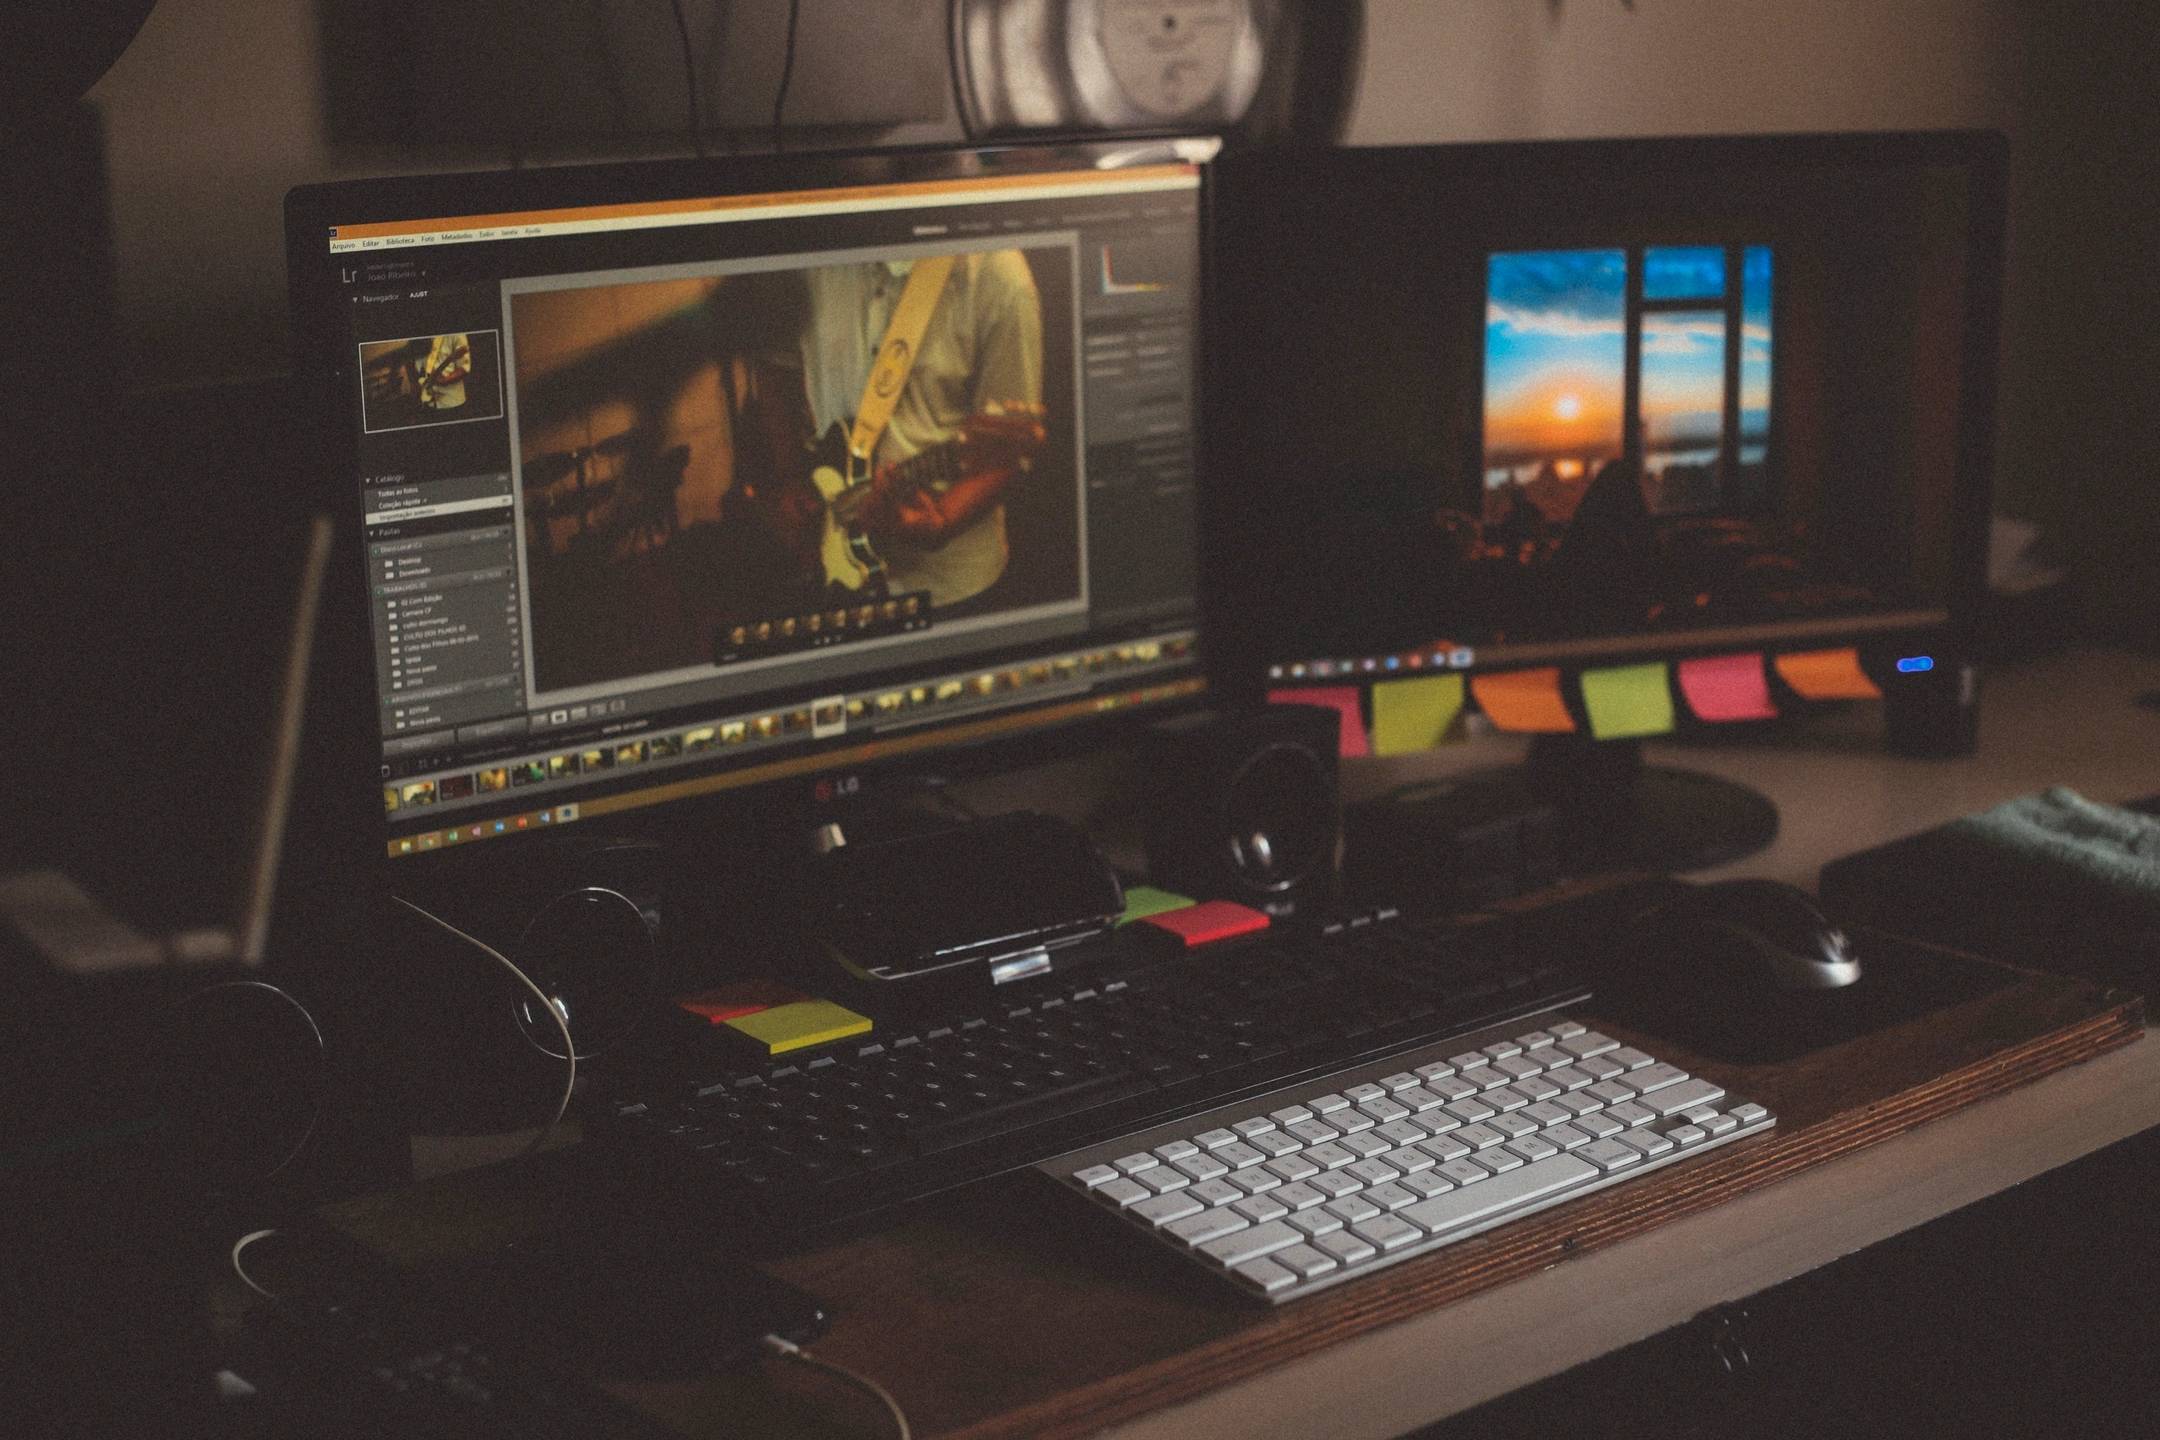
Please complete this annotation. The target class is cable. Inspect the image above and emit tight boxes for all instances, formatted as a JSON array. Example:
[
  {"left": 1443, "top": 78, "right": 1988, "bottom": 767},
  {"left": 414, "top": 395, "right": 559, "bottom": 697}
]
[
  {"left": 390, "top": 895, "right": 576, "bottom": 1156},
  {"left": 762, "top": 1334, "right": 911, "bottom": 1440},
  {"left": 669, "top": 0, "right": 709, "bottom": 157},
  {"left": 946, "top": 0, "right": 975, "bottom": 141},
  {"left": 771, "top": 0, "right": 801, "bottom": 150},
  {"left": 231, "top": 1228, "right": 281, "bottom": 1300}
]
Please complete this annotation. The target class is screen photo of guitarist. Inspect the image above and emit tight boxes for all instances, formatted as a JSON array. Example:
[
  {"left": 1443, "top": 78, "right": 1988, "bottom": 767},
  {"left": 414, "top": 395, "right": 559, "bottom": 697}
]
[{"left": 508, "top": 243, "right": 1079, "bottom": 699}]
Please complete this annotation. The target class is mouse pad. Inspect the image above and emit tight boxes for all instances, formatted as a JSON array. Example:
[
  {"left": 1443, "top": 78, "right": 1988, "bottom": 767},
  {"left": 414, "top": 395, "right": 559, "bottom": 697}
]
[{"left": 1591, "top": 927, "right": 2019, "bottom": 1066}]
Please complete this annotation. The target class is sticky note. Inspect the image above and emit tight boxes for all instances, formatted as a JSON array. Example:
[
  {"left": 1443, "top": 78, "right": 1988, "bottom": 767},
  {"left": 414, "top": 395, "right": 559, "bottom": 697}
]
[
  {"left": 677, "top": 978, "right": 803, "bottom": 1024},
  {"left": 1677, "top": 653, "right": 1778, "bottom": 722},
  {"left": 1141, "top": 899, "right": 1271, "bottom": 947},
  {"left": 1118, "top": 885, "right": 1195, "bottom": 925},
  {"left": 726, "top": 999, "right": 872, "bottom": 1054},
  {"left": 1268, "top": 687, "right": 1370, "bottom": 757},
  {"left": 1775, "top": 648, "right": 1881, "bottom": 700},
  {"left": 1579, "top": 663, "right": 1676, "bottom": 739},
  {"left": 1371, "top": 674, "right": 1466, "bottom": 755},
  {"left": 1469, "top": 668, "right": 1575, "bottom": 733}
]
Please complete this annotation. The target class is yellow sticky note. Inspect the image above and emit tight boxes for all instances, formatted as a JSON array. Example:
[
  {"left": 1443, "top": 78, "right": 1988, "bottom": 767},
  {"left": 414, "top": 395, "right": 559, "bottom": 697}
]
[
  {"left": 1371, "top": 675, "right": 1466, "bottom": 755},
  {"left": 1118, "top": 886, "right": 1195, "bottom": 925},
  {"left": 1774, "top": 648, "right": 1881, "bottom": 700},
  {"left": 726, "top": 999, "right": 872, "bottom": 1055},
  {"left": 1580, "top": 663, "right": 1676, "bottom": 739},
  {"left": 1470, "top": 668, "right": 1576, "bottom": 733}
]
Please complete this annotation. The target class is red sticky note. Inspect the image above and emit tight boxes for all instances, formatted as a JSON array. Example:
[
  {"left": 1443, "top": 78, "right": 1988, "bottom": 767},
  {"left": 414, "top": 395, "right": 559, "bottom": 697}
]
[
  {"left": 1775, "top": 648, "right": 1882, "bottom": 701},
  {"left": 1677, "top": 653, "right": 1778, "bottom": 722},
  {"left": 1268, "top": 687, "right": 1370, "bottom": 757},
  {"left": 1141, "top": 899, "right": 1271, "bottom": 947},
  {"left": 678, "top": 978, "right": 803, "bottom": 1024},
  {"left": 1469, "top": 668, "right": 1576, "bottom": 733}
]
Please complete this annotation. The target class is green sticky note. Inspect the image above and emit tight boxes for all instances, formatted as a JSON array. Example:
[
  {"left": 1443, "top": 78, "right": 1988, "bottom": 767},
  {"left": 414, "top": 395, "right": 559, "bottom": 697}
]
[
  {"left": 1581, "top": 663, "right": 1676, "bottom": 739},
  {"left": 1118, "top": 885, "right": 1195, "bottom": 925},
  {"left": 1371, "top": 675, "right": 1466, "bottom": 756}
]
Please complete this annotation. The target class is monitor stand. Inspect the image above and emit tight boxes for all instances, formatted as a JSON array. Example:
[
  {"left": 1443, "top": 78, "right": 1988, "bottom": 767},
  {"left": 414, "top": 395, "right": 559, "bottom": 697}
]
[{"left": 1345, "top": 735, "right": 1777, "bottom": 908}]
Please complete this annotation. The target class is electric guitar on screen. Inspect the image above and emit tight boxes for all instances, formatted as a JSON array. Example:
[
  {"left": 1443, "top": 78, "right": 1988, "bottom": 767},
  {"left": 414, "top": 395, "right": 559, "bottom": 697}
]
[{"left": 802, "top": 401, "right": 1047, "bottom": 593}]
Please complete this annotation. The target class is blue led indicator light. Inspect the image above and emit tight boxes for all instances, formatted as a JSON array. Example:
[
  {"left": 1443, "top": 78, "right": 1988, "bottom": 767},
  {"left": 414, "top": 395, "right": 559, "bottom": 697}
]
[{"left": 1896, "top": 655, "right": 1935, "bottom": 673}]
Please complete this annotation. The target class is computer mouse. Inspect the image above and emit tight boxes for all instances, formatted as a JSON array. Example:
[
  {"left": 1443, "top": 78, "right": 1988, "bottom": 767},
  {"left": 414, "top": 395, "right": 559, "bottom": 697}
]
[{"left": 1628, "top": 879, "right": 1862, "bottom": 992}]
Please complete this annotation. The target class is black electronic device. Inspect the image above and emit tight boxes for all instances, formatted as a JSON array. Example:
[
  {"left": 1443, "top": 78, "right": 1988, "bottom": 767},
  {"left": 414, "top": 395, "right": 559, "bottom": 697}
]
[
  {"left": 283, "top": 135, "right": 1215, "bottom": 926},
  {"left": 1206, "top": 132, "right": 2006, "bottom": 879},
  {"left": 1139, "top": 703, "right": 1343, "bottom": 915},
  {"left": 1624, "top": 880, "right": 1863, "bottom": 994},
  {"left": 810, "top": 809, "right": 1124, "bottom": 990}
]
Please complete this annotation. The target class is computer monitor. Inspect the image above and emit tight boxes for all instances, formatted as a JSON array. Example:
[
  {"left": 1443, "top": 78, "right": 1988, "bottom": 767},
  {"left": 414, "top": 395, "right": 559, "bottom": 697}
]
[
  {"left": 284, "top": 138, "right": 1213, "bottom": 878},
  {"left": 1205, "top": 131, "right": 2005, "bottom": 872}
]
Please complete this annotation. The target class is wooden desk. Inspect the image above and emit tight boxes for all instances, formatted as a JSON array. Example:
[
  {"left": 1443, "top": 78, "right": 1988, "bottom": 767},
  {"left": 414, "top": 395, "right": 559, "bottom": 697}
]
[{"left": 369, "top": 648, "right": 2160, "bottom": 1437}]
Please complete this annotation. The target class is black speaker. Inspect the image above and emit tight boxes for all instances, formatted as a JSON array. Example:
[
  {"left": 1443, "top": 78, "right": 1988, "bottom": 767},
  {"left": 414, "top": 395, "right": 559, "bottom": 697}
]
[
  {"left": 1141, "top": 704, "right": 1342, "bottom": 916},
  {"left": 1884, "top": 658, "right": 1982, "bottom": 758}
]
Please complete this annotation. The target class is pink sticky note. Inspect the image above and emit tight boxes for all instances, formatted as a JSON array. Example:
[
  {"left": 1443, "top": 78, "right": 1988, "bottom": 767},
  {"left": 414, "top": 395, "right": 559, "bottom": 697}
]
[
  {"left": 1268, "top": 687, "right": 1370, "bottom": 757},
  {"left": 1677, "top": 653, "right": 1778, "bottom": 723}
]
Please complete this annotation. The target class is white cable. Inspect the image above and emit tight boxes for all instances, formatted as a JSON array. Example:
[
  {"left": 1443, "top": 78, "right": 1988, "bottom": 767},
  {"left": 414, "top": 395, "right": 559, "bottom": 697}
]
[
  {"left": 762, "top": 1334, "right": 912, "bottom": 1440},
  {"left": 230, "top": 1228, "right": 281, "bottom": 1299},
  {"left": 391, "top": 895, "right": 576, "bottom": 1155}
]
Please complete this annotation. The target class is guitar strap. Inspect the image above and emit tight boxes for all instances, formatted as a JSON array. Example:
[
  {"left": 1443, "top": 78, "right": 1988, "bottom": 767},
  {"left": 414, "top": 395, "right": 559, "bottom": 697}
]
[{"left": 845, "top": 255, "right": 958, "bottom": 469}]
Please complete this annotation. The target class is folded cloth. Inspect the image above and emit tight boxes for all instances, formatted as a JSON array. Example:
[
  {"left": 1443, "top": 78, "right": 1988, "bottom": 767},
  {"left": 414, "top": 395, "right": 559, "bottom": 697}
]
[{"left": 1822, "top": 787, "right": 2160, "bottom": 989}]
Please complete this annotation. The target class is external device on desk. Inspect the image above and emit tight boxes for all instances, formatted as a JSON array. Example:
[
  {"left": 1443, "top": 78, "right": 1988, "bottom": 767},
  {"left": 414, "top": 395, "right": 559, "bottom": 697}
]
[{"left": 1206, "top": 131, "right": 2008, "bottom": 883}]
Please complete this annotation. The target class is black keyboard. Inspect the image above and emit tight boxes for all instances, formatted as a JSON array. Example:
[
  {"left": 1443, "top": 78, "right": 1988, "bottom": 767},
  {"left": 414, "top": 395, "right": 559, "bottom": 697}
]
[{"left": 589, "top": 903, "right": 1606, "bottom": 1239}]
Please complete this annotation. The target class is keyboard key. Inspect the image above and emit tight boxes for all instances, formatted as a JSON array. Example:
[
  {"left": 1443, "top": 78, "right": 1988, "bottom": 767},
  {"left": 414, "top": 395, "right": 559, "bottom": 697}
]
[
  {"left": 1287, "top": 1119, "right": 1341, "bottom": 1146},
  {"left": 1187, "top": 1178, "right": 1244, "bottom": 1207},
  {"left": 1154, "top": 1139, "right": 1200, "bottom": 1163},
  {"left": 1518, "top": 1029, "right": 1557, "bottom": 1050},
  {"left": 1521, "top": 1101, "right": 1573, "bottom": 1129},
  {"left": 1376, "top": 1072, "right": 1421, "bottom": 1093},
  {"left": 1264, "top": 1155, "right": 1320, "bottom": 1183},
  {"left": 1558, "top": 1032, "right": 1619, "bottom": 1061},
  {"left": 1395, "top": 1085, "right": 1447, "bottom": 1112},
  {"left": 1132, "top": 1192, "right": 1204, "bottom": 1226},
  {"left": 1285, "top": 1208, "right": 1342, "bottom": 1238},
  {"left": 1729, "top": 1101, "right": 1771, "bottom": 1125},
  {"left": 1446, "top": 1051, "right": 1487, "bottom": 1071},
  {"left": 1097, "top": 1178, "right": 1150, "bottom": 1207},
  {"left": 1419, "top": 1135, "right": 1472, "bottom": 1163},
  {"left": 1614, "top": 1127, "right": 1673, "bottom": 1159},
  {"left": 1169, "top": 1154, "right": 1229, "bottom": 1183},
  {"left": 1325, "top": 1195, "right": 1382, "bottom": 1225},
  {"left": 1480, "top": 1041, "right": 1522, "bottom": 1062},
  {"left": 1113, "top": 1153, "right": 1157, "bottom": 1175},
  {"left": 1382, "top": 1146, "right": 1435, "bottom": 1174},
  {"left": 1332, "top": 1109, "right": 1377, "bottom": 1136},
  {"left": 1401, "top": 1170, "right": 1455, "bottom": 1200},
  {"left": 1542, "top": 1064, "right": 1593, "bottom": 1091},
  {"left": 1400, "top": 1154, "right": 1598, "bottom": 1238},
  {"left": 1492, "top": 1054, "right": 1544, "bottom": 1081},
  {"left": 1167, "top": 1208, "right": 1250, "bottom": 1245},
  {"left": 1274, "top": 1243, "right": 1339, "bottom": 1280},
  {"left": 1340, "top": 1132, "right": 1391, "bottom": 1160},
  {"left": 1442, "top": 1098, "right": 1497, "bottom": 1125},
  {"left": 1607, "top": 1047, "right": 1654, "bottom": 1071},
  {"left": 1577, "top": 1138, "right": 1642, "bottom": 1172},
  {"left": 1458, "top": 1065, "right": 1508, "bottom": 1091},
  {"left": 1555, "top": 1093, "right": 1603, "bottom": 1118},
  {"left": 1647, "top": 1078, "right": 1727, "bottom": 1117},
  {"left": 1544, "top": 1122, "right": 1594, "bottom": 1150},
  {"left": 1269, "top": 1105, "right": 1314, "bottom": 1127},
  {"left": 1309, "top": 1170, "right": 1363, "bottom": 1201},
  {"left": 1413, "top": 1060, "right": 1458, "bottom": 1082},
  {"left": 1233, "top": 1117, "right": 1277, "bottom": 1139},
  {"left": 1235, "top": 1258, "right": 1297, "bottom": 1294},
  {"left": 1304, "top": 1142, "right": 1357, "bottom": 1170},
  {"left": 1485, "top": 1085, "right": 1533, "bottom": 1113},
  {"left": 1664, "top": 1123, "right": 1709, "bottom": 1147},
  {"left": 1428, "top": 1075, "right": 1480, "bottom": 1103},
  {"left": 1506, "top": 1134, "right": 1561, "bottom": 1163},
  {"left": 1548, "top": 1020, "right": 1587, "bottom": 1039},
  {"left": 1306, "top": 1093, "right": 1352, "bottom": 1115},
  {"left": 1251, "top": 1131, "right": 1303, "bottom": 1159},
  {"left": 1585, "top": 1081, "right": 1636, "bottom": 1107},
  {"left": 1365, "top": 1182, "right": 1419, "bottom": 1211},
  {"left": 1576, "top": 1113, "right": 1624, "bottom": 1140},
  {"left": 1233, "top": 1194, "right": 1289, "bottom": 1224},
  {"left": 1353, "top": 1214, "right": 1422, "bottom": 1251},
  {"left": 1214, "top": 1141, "right": 1265, "bottom": 1170},
  {"left": 1435, "top": 1158, "right": 1491, "bottom": 1187},
  {"left": 1373, "top": 1120, "right": 1427, "bottom": 1148},
  {"left": 1073, "top": 1164, "right": 1120, "bottom": 1189},
  {"left": 1515, "top": 1076, "right": 1563, "bottom": 1102},
  {"left": 1227, "top": 1165, "right": 1280, "bottom": 1194},
  {"left": 1579, "top": 1055, "right": 1626, "bottom": 1081},
  {"left": 1455, "top": 1123, "right": 1507, "bottom": 1150},
  {"left": 1605, "top": 1101, "right": 1657, "bottom": 1129},
  {"left": 1697, "top": 1111, "right": 1741, "bottom": 1136},
  {"left": 1342, "top": 1083, "right": 1388, "bottom": 1105},
  {"left": 1137, "top": 1168, "right": 1189, "bottom": 1194},
  {"left": 1194, "top": 1127, "right": 1239, "bottom": 1150},
  {"left": 1480, "top": 1146, "right": 1525, "bottom": 1173},
  {"left": 1315, "top": 1231, "right": 1376, "bottom": 1266},
  {"left": 1199, "top": 1220, "right": 1303, "bottom": 1268},
  {"left": 1345, "top": 1158, "right": 1402, "bottom": 1187},
  {"left": 1272, "top": 1181, "right": 1326, "bottom": 1211},
  {"left": 1489, "top": 1112, "right": 1538, "bottom": 1141},
  {"left": 1625, "top": 1063, "right": 1689, "bottom": 1095},
  {"left": 1359, "top": 1097, "right": 1411, "bottom": 1124}
]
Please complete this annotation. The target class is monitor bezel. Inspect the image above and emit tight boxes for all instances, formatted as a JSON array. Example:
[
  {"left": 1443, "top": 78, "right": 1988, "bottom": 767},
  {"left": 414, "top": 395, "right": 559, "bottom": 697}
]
[{"left": 284, "top": 136, "right": 1219, "bottom": 888}]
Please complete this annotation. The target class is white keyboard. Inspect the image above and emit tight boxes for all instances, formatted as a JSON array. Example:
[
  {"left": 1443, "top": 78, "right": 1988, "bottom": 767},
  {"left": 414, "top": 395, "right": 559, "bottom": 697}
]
[{"left": 1042, "top": 1015, "right": 1773, "bottom": 1302}]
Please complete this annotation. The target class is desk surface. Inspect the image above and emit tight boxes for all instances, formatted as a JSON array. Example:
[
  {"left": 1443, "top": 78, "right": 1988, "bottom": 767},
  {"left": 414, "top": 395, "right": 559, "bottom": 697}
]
[{"left": 393, "top": 648, "right": 2160, "bottom": 1437}]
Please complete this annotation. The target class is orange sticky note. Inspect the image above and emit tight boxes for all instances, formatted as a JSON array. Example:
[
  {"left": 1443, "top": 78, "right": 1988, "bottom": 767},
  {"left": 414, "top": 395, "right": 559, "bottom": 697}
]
[
  {"left": 1268, "top": 687, "right": 1370, "bottom": 757},
  {"left": 1677, "top": 653, "right": 1779, "bottom": 722},
  {"left": 1774, "top": 648, "right": 1881, "bottom": 700},
  {"left": 1470, "top": 668, "right": 1576, "bottom": 733}
]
